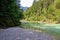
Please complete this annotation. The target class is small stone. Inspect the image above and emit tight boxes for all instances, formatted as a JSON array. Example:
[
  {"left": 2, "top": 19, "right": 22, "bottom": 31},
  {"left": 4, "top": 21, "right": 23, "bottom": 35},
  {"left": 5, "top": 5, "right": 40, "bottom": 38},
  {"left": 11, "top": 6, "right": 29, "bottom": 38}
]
[
  {"left": 16, "top": 37, "right": 21, "bottom": 40},
  {"left": 26, "top": 38, "right": 30, "bottom": 40}
]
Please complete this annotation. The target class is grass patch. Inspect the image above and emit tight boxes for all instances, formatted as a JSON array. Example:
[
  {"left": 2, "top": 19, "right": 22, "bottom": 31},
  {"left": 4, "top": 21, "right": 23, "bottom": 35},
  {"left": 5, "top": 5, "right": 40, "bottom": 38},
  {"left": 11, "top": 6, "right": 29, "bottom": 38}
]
[{"left": 20, "top": 21, "right": 60, "bottom": 39}]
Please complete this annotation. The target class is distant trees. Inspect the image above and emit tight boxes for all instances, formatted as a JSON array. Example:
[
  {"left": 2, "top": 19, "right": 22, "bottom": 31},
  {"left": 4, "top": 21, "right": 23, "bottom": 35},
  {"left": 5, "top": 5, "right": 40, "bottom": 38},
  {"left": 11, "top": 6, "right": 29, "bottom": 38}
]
[
  {"left": 0, "top": 0, "right": 23, "bottom": 28},
  {"left": 24, "top": 0, "right": 60, "bottom": 23}
]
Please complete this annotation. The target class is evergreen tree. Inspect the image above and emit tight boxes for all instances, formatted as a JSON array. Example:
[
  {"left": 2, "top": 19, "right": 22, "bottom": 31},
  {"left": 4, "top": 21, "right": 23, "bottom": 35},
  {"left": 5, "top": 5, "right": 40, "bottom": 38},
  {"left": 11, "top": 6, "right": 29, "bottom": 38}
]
[{"left": 0, "top": 0, "right": 23, "bottom": 28}]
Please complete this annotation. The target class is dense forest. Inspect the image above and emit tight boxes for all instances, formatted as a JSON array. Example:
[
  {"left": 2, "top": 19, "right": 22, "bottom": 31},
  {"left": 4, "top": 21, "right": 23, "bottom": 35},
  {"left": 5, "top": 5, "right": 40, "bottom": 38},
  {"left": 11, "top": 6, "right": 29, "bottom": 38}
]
[
  {"left": 0, "top": 0, "right": 60, "bottom": 28},
  {"left": 0, "top": 0, "right": 23, "bottom": 28},
  {"left": 23, "top": 0, "right": 60, "bottom": 23}
]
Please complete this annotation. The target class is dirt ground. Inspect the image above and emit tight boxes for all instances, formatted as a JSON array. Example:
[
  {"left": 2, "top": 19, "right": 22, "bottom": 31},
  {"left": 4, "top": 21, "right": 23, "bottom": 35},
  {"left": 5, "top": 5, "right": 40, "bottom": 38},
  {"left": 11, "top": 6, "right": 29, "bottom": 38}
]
[{"left": 0, "top": 27, "right": 57, "bottom": 40}]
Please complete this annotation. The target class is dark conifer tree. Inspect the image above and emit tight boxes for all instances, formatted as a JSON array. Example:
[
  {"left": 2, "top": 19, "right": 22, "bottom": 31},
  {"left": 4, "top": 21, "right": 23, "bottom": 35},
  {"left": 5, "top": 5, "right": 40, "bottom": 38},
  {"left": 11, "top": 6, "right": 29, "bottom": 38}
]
[{"left": 0, "top": 0, "right": 23, "bottom": 28}]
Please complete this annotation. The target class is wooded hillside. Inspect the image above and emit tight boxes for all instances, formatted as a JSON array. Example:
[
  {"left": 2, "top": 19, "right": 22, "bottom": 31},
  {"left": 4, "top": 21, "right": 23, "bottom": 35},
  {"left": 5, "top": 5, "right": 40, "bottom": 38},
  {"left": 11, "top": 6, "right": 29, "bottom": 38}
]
[{"left": 24, "top": 0, "right": 60, "bottom": 23}]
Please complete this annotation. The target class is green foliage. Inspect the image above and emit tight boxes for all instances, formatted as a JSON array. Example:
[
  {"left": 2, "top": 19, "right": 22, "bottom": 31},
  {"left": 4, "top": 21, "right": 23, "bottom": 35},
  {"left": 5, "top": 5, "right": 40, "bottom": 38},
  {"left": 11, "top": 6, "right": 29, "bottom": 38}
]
[
  {"left": 0, "top": 0, "right": 23, "bottom": 28},
  {"left": 24, "top": 0, "right": 60, "bottom": 23}
]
